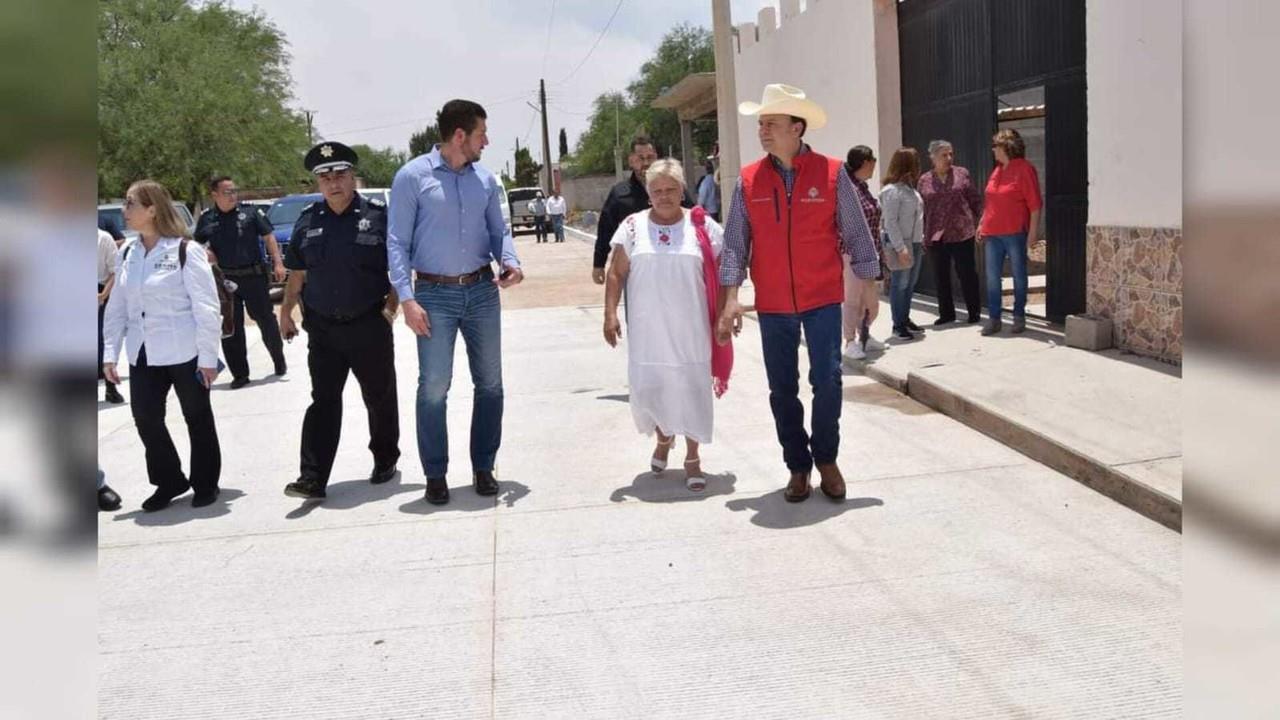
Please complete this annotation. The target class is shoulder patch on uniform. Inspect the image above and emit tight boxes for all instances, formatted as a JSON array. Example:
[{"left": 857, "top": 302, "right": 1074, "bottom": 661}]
[{"left": 367, "top": 198, "right": 386, "bottom": 208}]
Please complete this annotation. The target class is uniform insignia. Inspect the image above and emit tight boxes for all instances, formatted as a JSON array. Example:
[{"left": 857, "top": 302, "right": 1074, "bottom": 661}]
[
  {"left": 320, "top": 145, "right": 334, "bottom": 158},
  {"left": 237, "top": 212, "right": 246, "bottom": 221},
  {"left": 368, "top": 198, "right": 385, "bottom": 208},
  {"left": 306, "top": 228, "right": 324, "bottom": 238},
  {"left": 808, "top": 187, "right": 819, "bottom": 198},
  {"left": 357, "top": 218, "right": 371, "bottom": 232}
]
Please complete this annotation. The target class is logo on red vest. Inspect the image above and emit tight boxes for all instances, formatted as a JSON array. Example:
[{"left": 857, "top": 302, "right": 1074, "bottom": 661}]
[{"left": 799, "top": 186, "right": 826, "bottom": 204}]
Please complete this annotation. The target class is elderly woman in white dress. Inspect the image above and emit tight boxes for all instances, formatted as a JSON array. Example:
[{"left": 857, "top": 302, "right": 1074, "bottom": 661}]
[{"left": 602, "top": 159, "right": 733, "bottom": 492}]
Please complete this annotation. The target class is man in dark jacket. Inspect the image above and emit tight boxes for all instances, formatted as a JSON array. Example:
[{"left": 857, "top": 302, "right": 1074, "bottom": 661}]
[{"left": 591, "top": 135, "right": 694, "bottom": 284}]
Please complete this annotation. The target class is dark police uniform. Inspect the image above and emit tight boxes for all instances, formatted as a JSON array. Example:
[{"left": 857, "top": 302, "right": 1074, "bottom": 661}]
[
  {"left": 193, "top": 202, "right": 287, "bottom": 381},
  {"left": 284, "top": 151, "right": 399, "bottom": 491}
]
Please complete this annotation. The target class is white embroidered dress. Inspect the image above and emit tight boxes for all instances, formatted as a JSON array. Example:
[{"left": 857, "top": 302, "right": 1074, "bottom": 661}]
[{"left": 610, "top": 209, "right": 724, "bottom": 443}]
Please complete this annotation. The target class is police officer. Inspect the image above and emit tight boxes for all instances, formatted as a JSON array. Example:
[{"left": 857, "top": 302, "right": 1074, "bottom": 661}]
[
  {"left": 193, "top": 175, "right": 288, "bottom": 387},
  {"left": 280, "top": 142, "right": 400, "bottom": 500}
]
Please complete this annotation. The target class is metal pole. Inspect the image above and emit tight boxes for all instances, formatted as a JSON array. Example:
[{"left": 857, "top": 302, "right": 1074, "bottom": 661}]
[
  {"left": 712, "top": 0, "right": 741, "bottom": 196},
  {"left": 539, "top": 79, "right": 553, "bottom": 193},
  {"left": 614, "top": 94, "right": 624, "bottom": 180}
]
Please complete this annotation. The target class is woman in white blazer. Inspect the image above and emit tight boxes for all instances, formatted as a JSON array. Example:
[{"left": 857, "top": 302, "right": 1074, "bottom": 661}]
[
  {"left": 880, "top": 148, "right": 927, "bottom": 340},
  {"left": 102, "top": 180, "right": 224, "bottom": 511}
]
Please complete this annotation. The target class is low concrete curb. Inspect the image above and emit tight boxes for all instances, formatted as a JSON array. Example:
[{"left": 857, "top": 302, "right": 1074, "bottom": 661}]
[{"left": 850, "top": 359, "right": 1183, "bottom": 533}]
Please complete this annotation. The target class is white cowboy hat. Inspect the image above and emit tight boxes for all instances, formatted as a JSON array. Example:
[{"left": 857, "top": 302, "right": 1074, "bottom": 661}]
[{"left": 738, "top": 83, "right": 828, "bottom": 130}]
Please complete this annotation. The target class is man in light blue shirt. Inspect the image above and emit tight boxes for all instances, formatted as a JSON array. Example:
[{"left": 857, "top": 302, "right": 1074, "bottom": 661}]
[{"left": 388, "top": 98, "right": 524, "bottom": 506}]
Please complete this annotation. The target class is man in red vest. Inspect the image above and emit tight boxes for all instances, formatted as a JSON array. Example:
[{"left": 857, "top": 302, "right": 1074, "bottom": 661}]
[{"left": 716, "top": 84, "right": 880, "bottom": 503}]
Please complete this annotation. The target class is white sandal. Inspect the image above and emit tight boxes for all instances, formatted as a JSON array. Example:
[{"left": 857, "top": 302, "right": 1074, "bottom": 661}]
[
  {"left": 684, "top": 458, "right": 706, "bottom": 492},
  {"left": 650, "top": 434, "right": 676, "bottom": 473}
]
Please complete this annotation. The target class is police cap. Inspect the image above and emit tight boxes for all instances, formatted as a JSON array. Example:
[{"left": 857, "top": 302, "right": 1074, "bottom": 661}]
[{"left": 304, "top": 141, "right": 359, "bottom": 175}]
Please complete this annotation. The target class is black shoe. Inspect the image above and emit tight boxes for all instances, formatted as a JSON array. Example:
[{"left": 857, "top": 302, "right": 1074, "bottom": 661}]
[
  {"left": 369, "top": 464, "right": 398, "bottom": 485},
  {"left": 191, "top": 488, "right": 221, "bottom": 508},
  {"left": 894, "top": 326, "right": 915, "bottom": 340},
  {"left": 284, "top": 478, "right": 326, "bottom": 500},
  {"left": 98, "top": 485, "right": 122, "bottom": 512},
  {"left": 104, "top": 385, "right": 125, "bottom": 404},
  {"left": 273, "top": 363, "right": 287, "bottom": 377},
  {"left": 142, "top": 483, "right": 190, "bottom": 512},
  {"left": 425, "top": 477, "right": 450, "bottom": 505},
  {"left": 906, "top": 320, "right": 923, "bottom": 332},
  {"left": 967, "top": 313, "right": 982, "bottom": 324},
  {"left": 473, "top": 470, "right": 499, "bottom": 496},
  {"left": 933, "top": 316, "right": 956, "bottom": 326},
  {"left": 230, "top": 377, "right": 251, "bottom": 389}
]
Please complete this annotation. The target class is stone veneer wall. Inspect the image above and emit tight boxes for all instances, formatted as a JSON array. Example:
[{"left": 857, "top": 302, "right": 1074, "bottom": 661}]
[{"left": 1086, "top": 226, "right": 1183, "bottom": 362}]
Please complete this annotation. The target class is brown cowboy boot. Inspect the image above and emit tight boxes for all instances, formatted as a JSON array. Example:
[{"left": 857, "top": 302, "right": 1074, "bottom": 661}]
[
  {"left": 784, "top": 470, "right": 811, "bottom": 503},
  {"left": 816, "top": 463, "right": 847, "bottom": 501}
]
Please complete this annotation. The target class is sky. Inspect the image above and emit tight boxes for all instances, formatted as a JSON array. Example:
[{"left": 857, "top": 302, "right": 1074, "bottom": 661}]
[{"left": 225, "top": 0, "right": 784, "bottom": 176}]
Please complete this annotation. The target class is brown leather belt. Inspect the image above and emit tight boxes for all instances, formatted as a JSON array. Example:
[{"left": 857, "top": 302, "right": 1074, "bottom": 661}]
[{"left": 415, "top": 267, "right": 493, "bottom": 286}]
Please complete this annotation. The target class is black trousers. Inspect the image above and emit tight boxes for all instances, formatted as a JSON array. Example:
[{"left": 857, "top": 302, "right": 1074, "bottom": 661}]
[
  {"left": 534, "top": 216, "right": 547, "bottom": 243},
  {"left": 98, "top": 284, "right": 115, "bottom": 387},
  {"left": 223, "top": 270, "right": 286, "bottom": 380},
  {"left": 929, "top": 238, "right": 982, "bottom": 322},
  {"left": 299, "top": 307, "right": 400, "bottom": 485},
  {"left": 129, "top": 345, "right": 221, "bottom": 493}
]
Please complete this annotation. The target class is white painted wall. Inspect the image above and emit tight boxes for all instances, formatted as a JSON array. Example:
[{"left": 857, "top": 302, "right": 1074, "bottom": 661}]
[
  {"left": 1087, "top": 0, "right": 1182, "bottom": 228},
  {"left": 733, "top": 0, "right": 900, "bottom": 193}
]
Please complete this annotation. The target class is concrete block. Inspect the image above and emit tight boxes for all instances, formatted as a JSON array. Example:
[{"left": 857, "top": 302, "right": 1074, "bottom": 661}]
[{"left": 1065, "top": 313, "right": 1114, "bottom": 351}]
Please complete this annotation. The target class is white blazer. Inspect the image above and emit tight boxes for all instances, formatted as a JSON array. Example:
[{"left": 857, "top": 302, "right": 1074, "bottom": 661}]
[{"left": 102, "top": 237, "right": 222, "bottom": 368}]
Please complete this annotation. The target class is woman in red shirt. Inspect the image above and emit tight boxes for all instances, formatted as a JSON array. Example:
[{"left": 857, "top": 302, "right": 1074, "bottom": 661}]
[{"left": 977, "top": 128, "right": 1041, "bottom": 335}]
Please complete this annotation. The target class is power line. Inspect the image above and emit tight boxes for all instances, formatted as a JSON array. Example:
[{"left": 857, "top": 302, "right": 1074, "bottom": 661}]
[
  {"left": 326, "top": 90, "right": 536, "bottom": 136},
  {"left": 552, "top": 0, "right": 625, "bottom": 86},
  {"left": 540, "top": 0, "right": 558, "bottom": 78}
]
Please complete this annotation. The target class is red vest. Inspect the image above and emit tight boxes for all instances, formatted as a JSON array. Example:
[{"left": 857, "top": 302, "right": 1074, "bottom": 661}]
[{"left": 741, "top": 151, "right": 845, "bottom": 314}]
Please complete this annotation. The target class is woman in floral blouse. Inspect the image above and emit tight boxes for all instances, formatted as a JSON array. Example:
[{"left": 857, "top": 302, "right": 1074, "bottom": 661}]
[{"left": 917, "top": 139, "right": 983, "bottom": 325}]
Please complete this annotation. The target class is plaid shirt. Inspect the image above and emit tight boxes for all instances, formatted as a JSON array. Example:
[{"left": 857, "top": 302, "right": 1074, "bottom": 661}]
[
  {"left": 720, "top": 146, "right": 880, "bottom": 287},
  {"left": 851, "top": 175, "right": 881, "bottom": 242}
]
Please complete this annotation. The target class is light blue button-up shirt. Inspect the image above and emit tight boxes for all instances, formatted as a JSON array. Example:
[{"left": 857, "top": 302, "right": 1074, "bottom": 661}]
[{"left": 387, "top": 146, "right": 519, "bottom": 301}]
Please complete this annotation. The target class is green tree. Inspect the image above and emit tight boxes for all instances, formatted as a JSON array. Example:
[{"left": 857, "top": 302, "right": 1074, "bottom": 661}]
[
  {"left": 98, "top": 0, "right": 311, "bottom": 204},
  {"left": 349, "top": 144, "right": 406, "bottom": 187},
  {"left": 513, "top": 146, "right": 541, "bottom": 188},
  {"left": 409, "top": 123, "right": 441, "bottom": 157},
  {"left": 570, "top": 24, "right": 717, "bottom": 175}
]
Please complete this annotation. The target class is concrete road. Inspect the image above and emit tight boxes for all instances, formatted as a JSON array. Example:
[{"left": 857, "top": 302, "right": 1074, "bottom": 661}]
[{"left": 98, "top": 232, "right": 1180, "bottom": 719}]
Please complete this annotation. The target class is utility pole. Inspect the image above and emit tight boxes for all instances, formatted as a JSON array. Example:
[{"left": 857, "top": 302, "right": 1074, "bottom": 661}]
[
  {"left": 614, "top": 94, "right": 624, "bottom": 180},
  {"left": 539, "top": 79, "right": 553, "bottom": 193},
  {"left": 712, "top": 0, "right": 741, "bottom": 198}
]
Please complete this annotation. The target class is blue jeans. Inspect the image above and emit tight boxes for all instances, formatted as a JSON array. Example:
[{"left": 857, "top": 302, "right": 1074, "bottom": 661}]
[
  {"left": 758, "top": 303, "right": 843, "bottom": 473},
  {"left": 551, "top": 215, "right": 565, "bottom": 242},
  {"left": 984, "top": 233, "right": 1028, "bottom": 321},
  {"left": 413, "top": 279, "right": 503, "bottom": 479},
  {"left": 889, "top": 242, "right": 925, "bottom": 329}
]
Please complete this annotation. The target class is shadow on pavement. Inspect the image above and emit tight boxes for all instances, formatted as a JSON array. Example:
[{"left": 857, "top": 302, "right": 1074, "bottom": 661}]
[
  {"left": 610, "top": 471, "right": 738, "bottom": 503},
  {"left": 725, "top": 489, "right": 883, "bottom": 529},
  {"left": 213, "top": 374, "right": 289, "bottom": 392},
  {"left": 285, "top": 473, "right": 425, "bottom": 519},
  {"left": 596, "top": 393, "right": 629, "bottom": 403},
  {"left": 841, "top": 383, "right": 930, "bottom": 416},
  {"left": 396, "top": 480, "right": 531, "bottom": 515},
  {"left": 112, "top": 488, "right": 246, "bottom": 526}
]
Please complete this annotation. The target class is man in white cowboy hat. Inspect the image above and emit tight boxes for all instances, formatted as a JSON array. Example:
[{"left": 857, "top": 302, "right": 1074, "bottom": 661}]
[{"left": 716, "top": 83, "right": 880, "bottom": 503}]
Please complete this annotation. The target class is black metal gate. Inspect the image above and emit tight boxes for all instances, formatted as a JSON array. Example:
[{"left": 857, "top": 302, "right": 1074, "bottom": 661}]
[{"left": 898, "top": 0, "right": 1087, "bottom": 322}]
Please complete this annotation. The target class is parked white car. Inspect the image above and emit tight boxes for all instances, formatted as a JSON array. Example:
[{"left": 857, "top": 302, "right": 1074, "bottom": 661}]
[{"left": 98, "top": 201, "right": 195, "bottom": 245}]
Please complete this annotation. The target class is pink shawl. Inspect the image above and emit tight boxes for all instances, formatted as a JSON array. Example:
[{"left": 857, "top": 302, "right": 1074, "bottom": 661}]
[{"left": 690, "top": 206, "right": 733, "bottom": 397}]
